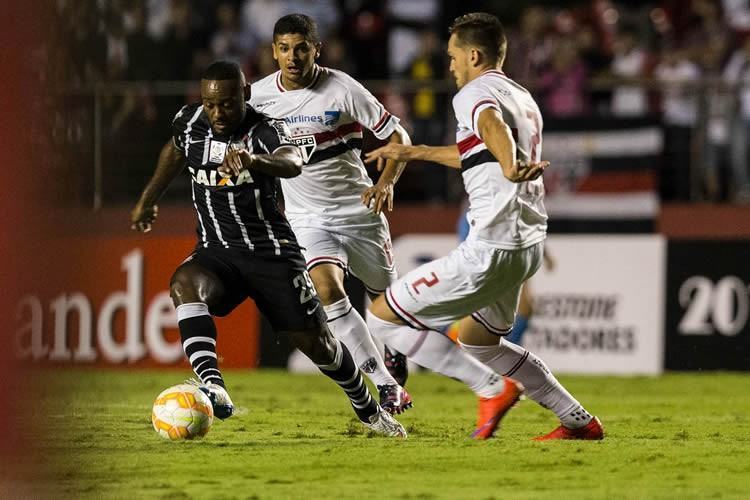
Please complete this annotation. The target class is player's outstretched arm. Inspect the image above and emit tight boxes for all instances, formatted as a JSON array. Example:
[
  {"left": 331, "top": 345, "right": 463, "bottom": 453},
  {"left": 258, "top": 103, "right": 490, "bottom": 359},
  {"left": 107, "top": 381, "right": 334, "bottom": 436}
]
[
  {"left": 219, "top": 146, "right": 303, "bottom": 179},
  {"left": 477, "top": 108, "right": 548, "bottom": 183},
  {"left": 131, "top": 139, "right": 186, "bottom": 233},
  {"left": 361, "top": 124, "right": 411, "bottom": 214},
  {"left": 365, "top": 144, "right": 462, "bottom": 169}
]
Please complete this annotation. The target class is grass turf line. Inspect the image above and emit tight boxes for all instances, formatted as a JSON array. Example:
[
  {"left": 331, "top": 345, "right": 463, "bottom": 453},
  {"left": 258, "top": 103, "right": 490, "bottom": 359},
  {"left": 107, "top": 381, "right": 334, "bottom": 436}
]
[{"left": 9, "top": 370, "right": 750, "bottom": 499}]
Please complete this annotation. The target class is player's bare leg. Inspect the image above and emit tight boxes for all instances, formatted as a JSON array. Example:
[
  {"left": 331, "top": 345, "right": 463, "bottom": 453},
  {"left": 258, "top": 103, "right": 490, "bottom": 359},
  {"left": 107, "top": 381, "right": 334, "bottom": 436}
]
[
  {"left": 170, "top": 262, "right": 234, "bottom": 419},
  {"left": 368, "top": 295, "right": 522, "bottom": 439},
  {"left": 309, "top": 263, "right": 411, "bottom": 414},
  {"left": 457, "top": 317, "right": 604, "bottom": 440},
  {"left": 286, "top": 324, "right": 406, "bottom": 437}
]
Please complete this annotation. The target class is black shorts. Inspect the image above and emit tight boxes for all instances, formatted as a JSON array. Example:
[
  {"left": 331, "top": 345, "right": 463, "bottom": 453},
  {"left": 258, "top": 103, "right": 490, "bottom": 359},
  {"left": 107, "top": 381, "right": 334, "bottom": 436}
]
[{"left": 186, "top": 246, "right": 325, "bottom": 332}]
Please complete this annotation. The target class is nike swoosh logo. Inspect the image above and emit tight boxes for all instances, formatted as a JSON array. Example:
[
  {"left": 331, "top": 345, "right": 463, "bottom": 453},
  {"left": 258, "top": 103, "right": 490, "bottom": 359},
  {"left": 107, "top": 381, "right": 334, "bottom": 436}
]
[{"left": 306, "top": 303, "right": 319, "bottom": 315}]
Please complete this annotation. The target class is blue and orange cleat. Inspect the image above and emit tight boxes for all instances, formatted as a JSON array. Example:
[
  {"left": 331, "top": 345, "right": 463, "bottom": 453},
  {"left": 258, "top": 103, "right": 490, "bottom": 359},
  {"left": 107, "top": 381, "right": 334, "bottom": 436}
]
[{"left": 472, "top": 378, "right": 523, "bottom": 440}]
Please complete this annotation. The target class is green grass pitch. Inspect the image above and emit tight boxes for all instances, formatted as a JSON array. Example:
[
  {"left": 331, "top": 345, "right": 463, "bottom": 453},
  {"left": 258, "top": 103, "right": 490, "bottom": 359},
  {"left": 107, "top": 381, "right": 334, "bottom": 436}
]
[{"left": 7, "top": 370, "right": 750, "bottom": 499}]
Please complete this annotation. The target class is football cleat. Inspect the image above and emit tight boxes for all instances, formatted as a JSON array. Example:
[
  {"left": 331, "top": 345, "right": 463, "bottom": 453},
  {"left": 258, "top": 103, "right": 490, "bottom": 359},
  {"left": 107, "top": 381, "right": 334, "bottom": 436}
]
[
  {"left": 384, "top": 346, "right": 409, "bottom": 387},
  {"left": 471, "top": 378, "right": 523, "bottom": 440},
  {"left": 364, "top": 407, "right": 408, "bottom": 438},
  {"left": 533, "top": 416, "right": 605, "bottom": 441},
  {"left": 377, "top": 384, "right": 413, "bottom": 415},
  {"left": 186, "top": 379, "right": 235, "bottom": 420}
]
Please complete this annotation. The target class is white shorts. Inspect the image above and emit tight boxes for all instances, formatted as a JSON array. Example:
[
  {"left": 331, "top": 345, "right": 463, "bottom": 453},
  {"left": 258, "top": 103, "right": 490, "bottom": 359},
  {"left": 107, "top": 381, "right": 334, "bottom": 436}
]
[
  {"left": 386, "top": 240, "right": 544, "bottom": 333},
  {"left": 290, "top": 216, "right": 397, "bottom": 294}
]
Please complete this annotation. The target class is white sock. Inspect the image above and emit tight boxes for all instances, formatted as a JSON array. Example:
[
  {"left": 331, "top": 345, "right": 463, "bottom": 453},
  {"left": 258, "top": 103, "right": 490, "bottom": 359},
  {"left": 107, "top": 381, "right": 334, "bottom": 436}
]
[
  {"left": 324, "top": 297, "right": 396, "bottom": 387},
  {"left": 367, "top": 312, "right": 503, "bottom": 398},
  {"left": 459, "top": 339, "right": 593, "bottom": 428}
]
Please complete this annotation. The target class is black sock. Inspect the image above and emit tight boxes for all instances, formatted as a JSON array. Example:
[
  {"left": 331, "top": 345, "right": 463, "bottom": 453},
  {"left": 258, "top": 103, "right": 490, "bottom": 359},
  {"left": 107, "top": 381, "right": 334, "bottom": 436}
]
[
  {"left": 176, "top": 303, "right": 226, "bottom": 389},
  {"left": 317, "top": 340, "right": 379, "bottom": 422}
]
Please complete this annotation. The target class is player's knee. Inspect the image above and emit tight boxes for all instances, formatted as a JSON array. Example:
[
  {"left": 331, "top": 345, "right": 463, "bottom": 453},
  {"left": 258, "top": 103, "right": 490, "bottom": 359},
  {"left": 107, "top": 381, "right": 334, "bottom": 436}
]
[
  {"left": 314, "top": 280, "right": 347, "bottom": 305},
  {"left": 169, "top": 268, "right": 200, "bottom": 305}
]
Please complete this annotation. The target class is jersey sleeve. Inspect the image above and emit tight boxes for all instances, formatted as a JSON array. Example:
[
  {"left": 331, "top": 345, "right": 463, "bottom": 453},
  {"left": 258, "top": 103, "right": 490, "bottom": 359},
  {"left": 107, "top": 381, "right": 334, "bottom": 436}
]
[
  {"left": 342, "top": 74, "right": 400, "bottom": 140},
  {"left": 452, "top": 84, "right": 502, "bottom": 139},
  {"left": 252, "top": 119, "right": 296, "bottom": 154},
  {"left": 171, "top": 105, "right": 192, "bottom": 153}
]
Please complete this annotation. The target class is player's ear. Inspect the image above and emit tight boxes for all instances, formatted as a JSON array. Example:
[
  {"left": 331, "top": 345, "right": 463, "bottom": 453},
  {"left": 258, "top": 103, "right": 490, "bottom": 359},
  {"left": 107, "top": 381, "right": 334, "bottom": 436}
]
[
  {"left": 271, "top": 41, "right": 279, "bottom": 61},
  {"left": 315, "top": 43, "right": 322, "bottom": 60},
  {"left": 470, "top": 48, "right": 481, "bottom": 67}
]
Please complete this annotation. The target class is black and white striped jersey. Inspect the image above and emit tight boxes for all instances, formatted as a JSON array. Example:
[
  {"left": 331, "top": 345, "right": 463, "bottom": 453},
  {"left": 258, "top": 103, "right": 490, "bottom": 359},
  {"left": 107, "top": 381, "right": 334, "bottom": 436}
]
[{"left": 172, "top": 102, "right": 300, "bottom": 256}]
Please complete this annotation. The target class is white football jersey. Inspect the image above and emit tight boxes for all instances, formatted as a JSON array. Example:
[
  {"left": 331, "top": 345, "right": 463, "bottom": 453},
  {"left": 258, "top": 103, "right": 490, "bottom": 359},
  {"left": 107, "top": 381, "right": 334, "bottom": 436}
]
[
  {"left": 454, "top": 69, "right": 548, "bottom": 249},
  {"left": 250, "top": 66, "right": 400, "bottom": 224}
]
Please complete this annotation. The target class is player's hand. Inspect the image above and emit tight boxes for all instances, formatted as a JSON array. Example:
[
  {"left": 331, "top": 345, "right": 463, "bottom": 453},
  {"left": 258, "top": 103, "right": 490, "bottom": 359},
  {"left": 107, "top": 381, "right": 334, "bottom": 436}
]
[
  {"left": 362, "top": 181, "right": 395, "bottom": 214},
  {"left": 364, "top": 143, "right": 415, "bottom": 172},
  {"left": 505, "top": 160, "right": 549, "bottom": 183},
  {"left": 131, "top": 202, "right": 158, "bottom": 233},
  {"left": 219, "top": 149, "right": 252, "bottom": 178}
]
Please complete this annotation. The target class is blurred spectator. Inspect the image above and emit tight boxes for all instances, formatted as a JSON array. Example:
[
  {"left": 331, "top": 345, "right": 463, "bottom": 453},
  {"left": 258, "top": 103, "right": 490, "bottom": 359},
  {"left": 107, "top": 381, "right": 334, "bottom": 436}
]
[
  {"left": 537, "top": 39, "right": 589, "bottom": 117},
  {"left": 404, "top": 29, "right": 448, "bottom": 201},
  {"left": 505, "top": 6, "right": 555, "bottom": 82},
  {"left": 654, "top": 45, "right": 701, "bottom": 200},
  {"left": 211, "top": 2, "right": 257, "bottom": 66},
  {"left": 122, "top": 1, "right": 160, "bottom": 81},
  {"left": 700, "top": 35, "right": 733, "bottom": 200},
  {"left": 575, "top": 24, "right": 612, "bottom": 113},
  {"left": 610, "top": 28, "right": 650, "bottom": 117},
  {"left": 241, "top": 0, "right": 340, "bottom": 44},
  {"left": 158, "top": 0, "right": 209, "bottom": 80},
  {"left": 723, "top": 0, "right": 750, "bottom": 35},
  {"left": 723, "top": 36, "right": 750, "bottom": 200},
  {"left": 319, "top": 36, "right": 356, "bottom": 75}
]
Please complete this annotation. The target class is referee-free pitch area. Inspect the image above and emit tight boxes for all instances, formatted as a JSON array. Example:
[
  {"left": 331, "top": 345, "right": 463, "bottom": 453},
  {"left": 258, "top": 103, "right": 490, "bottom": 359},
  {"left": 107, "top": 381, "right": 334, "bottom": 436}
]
[{"left": 10, "top": 370, "right": 750, "bottom": 499}]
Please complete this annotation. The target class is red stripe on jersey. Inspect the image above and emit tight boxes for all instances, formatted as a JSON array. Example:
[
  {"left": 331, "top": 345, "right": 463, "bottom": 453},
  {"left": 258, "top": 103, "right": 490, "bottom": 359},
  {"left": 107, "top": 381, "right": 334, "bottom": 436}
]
[
  {"left": 373, "top": 111, "right": 390, "bottom": 131},
  {"left": 471, "top": 99, "right": 497, "bottom": 129},
  {"left": 457, "top": 134, "right": 483, "bottom": 155},
  {"left": 314, "top": 122, "right": 363, "bottom": 144}
]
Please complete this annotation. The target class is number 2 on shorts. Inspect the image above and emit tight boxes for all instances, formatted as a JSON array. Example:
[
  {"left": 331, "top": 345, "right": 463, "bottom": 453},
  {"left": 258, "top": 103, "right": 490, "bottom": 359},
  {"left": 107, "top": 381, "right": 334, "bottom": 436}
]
[{"left": 411, "top": 272, "right": 439, "bottom": 294}]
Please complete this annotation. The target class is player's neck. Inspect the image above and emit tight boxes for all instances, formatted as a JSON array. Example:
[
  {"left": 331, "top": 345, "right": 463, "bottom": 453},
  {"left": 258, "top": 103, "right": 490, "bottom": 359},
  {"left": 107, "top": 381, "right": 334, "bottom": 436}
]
[
  {"left": 468, "top": 64, "right": 503, "bottom": 83},
  {"left": 280, "top": 65, "right": 319, "bottom": 91}
]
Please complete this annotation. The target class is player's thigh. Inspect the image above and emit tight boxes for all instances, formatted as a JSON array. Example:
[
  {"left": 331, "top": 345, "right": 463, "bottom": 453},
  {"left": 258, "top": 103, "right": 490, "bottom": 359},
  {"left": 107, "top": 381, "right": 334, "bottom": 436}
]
[
  {"left": 345, "top": 220, "right": 397, "bottom": 295},
  {"left": 246, "top": 252, "right": 327, "bottom": 332},
  {"left": 170, "top": 249, "right": 246, "bottom": 317},
  {"left": 468, "top": 243, "right": 545, "bottom": 335},
  {"left": 469, "top": 283, "right": 524, "bottom": 337},
  {"left": 385, "top": 244, "right": 484, "bottom": 330},
  {"left": 292, "top": 225, "right": 348, "bottom": 272}
]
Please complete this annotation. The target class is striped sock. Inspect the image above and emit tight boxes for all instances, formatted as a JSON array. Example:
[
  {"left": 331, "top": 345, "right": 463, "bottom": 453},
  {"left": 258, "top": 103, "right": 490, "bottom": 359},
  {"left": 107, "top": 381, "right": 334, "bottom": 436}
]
[
  {"left": 176, "top": 302, "right": 226, "bottom": 388},
  {"left": 317, "top": 339, "right": 379, "bottom": 422}
]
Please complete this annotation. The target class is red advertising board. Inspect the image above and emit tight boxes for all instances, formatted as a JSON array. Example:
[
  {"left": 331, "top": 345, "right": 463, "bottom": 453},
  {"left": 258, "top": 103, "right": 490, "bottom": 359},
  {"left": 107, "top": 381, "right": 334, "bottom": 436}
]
[{"left": 15, "top": 237, "right": 260, "bottom": 368}]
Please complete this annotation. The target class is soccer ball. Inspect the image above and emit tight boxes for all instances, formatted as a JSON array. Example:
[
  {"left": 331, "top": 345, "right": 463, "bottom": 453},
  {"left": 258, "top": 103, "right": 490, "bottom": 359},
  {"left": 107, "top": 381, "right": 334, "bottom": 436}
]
[{"left": 151, "top": 384, "right": 214, "bottom": 440}]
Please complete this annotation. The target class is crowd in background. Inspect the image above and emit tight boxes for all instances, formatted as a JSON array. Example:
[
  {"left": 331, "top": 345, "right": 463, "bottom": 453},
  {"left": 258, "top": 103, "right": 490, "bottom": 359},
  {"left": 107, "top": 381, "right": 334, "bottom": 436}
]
[{"left": 44, "top": 0, "right": 750, "bottom": 204}]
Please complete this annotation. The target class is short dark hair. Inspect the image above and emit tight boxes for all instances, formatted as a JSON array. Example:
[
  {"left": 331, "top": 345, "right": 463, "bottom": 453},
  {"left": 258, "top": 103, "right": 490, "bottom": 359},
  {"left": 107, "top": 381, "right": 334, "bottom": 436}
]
[
  {"left": 273, "top": 13, "right": 320, "bottom": 44},
  {"left": 201, "top": 60, "right": 242, "bottom": 81},
  {"left": 449, "top": 12, "right": 507, "bottom": 65}
]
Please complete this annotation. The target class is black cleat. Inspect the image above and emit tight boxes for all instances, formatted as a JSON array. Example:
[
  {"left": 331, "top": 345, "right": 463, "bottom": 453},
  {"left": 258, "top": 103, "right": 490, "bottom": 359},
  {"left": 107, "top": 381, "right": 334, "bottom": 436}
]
[
  {"left": 187, "top": 379, "right": 235, "bottom": 420},
  {"left": 384, "top": 346, "right": 409, "bottom": 387}
]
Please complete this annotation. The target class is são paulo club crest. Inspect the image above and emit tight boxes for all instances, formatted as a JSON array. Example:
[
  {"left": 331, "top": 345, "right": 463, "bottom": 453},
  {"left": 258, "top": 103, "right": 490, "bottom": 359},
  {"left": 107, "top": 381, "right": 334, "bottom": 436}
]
[
  {"left": 292, "top": 135, "right": 317, "bottom": 164},
  {"left": 324, "top": 110, "right": 341, "bottom": 127}
]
